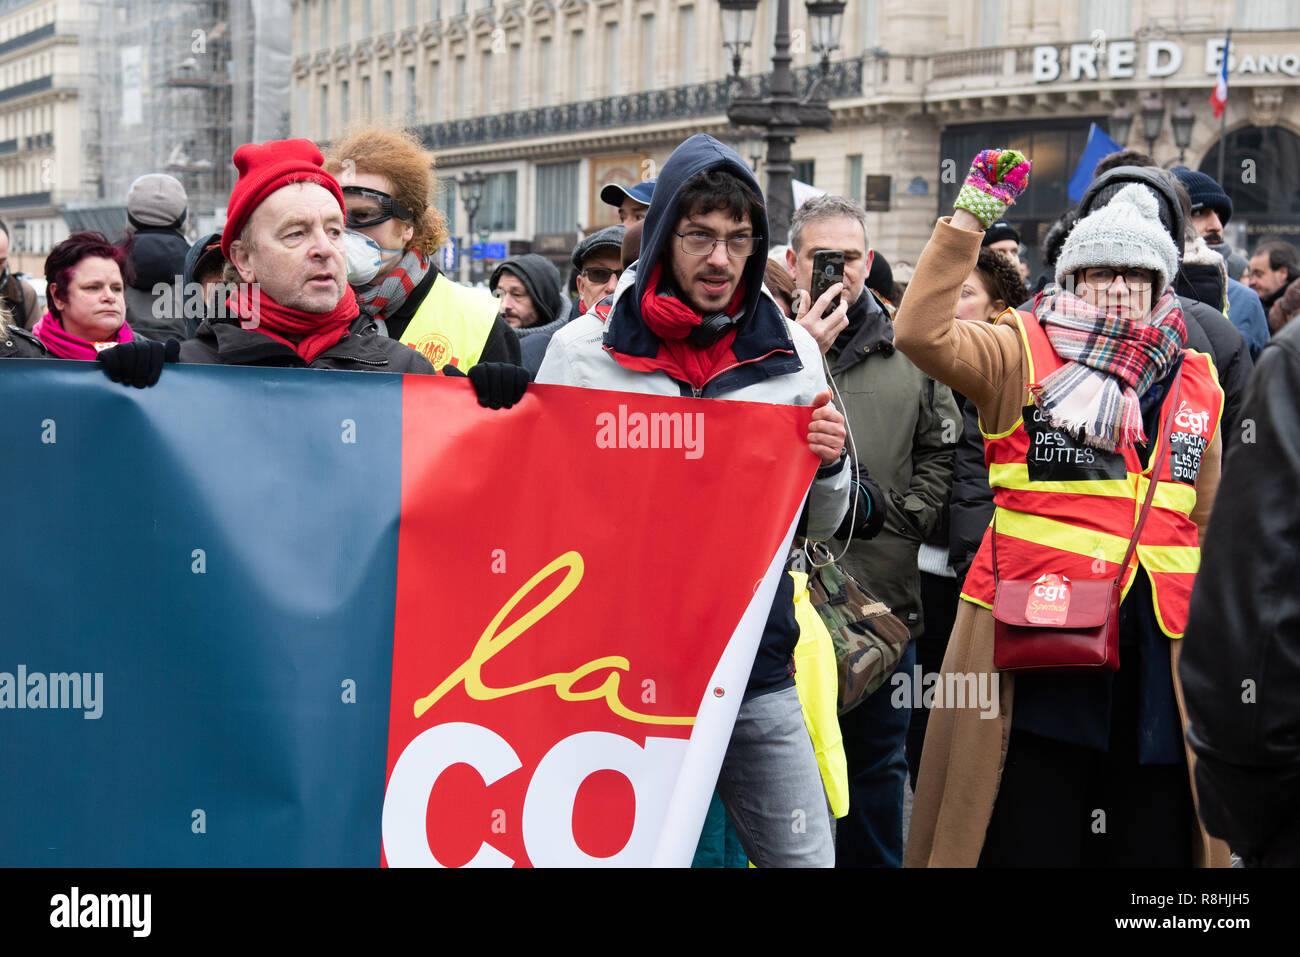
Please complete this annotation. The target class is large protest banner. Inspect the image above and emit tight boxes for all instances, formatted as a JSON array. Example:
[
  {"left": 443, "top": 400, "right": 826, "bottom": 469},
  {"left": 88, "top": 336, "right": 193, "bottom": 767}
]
[{"left": 0, "top": 361, "right": 817, "bottom": 866}]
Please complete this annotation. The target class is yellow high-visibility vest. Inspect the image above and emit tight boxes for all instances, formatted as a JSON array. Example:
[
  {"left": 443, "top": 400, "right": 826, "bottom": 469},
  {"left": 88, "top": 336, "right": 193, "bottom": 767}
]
[
  {"left": 791, "top": 570, "right": 849, "bottom": 818},
  {"left": 398, "top": 274, "right": 499, "bottom": 371}
]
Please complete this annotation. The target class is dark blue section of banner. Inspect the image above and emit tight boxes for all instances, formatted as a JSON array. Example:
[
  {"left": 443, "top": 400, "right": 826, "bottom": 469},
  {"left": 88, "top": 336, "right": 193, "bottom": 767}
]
[{"left": 0, "top": 361, "right": 401, "bottom": 865}]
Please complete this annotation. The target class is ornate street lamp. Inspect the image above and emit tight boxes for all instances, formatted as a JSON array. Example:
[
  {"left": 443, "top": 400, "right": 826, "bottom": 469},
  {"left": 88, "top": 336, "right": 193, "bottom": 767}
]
[
  {"left": 1140, "top": 92, "right": 1166, "bottom": 156},
  {"left": 1170, "top": 100, "right": 1196, "bottom": 164},
  {"left": 720, "top": 0, "right": 759, "bottom": 81},
  {"left": 806, "top": 1, "right": 846, "bottom": 76},
  {"left": 1109, "top": 101, "right": 1133, "bottom": 148},
  {"left": 458, "top": 169, "right": 485, "bottom": 285},
  {"left": 721, "top": 0, "right": 835, "bottom": 244}
]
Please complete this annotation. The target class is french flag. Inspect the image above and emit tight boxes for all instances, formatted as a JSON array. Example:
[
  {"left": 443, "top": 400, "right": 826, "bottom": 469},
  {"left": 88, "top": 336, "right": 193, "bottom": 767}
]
[{"left": 1210, "top": 32, "right": 1230, "bottom": 119}]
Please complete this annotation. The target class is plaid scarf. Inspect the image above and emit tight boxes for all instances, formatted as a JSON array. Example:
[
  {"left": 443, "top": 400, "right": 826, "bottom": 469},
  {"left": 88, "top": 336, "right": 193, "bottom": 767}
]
[
  {"left": 354, "top": 248, "right": 432, "bottom": 321},
  {"left": 1031, "top": 287, "right": 1186, "bottom": 451}
]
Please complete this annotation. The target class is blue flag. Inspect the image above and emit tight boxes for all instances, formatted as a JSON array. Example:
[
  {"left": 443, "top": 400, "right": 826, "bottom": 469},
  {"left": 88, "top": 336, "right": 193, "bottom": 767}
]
[{"left": 1067, "top": 123, "right": 1123, "bottom": 202}]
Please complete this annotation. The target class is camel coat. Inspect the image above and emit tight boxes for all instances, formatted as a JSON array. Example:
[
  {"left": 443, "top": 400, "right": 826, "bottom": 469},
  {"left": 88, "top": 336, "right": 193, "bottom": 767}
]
[{"left": 895, "top": 217, "right": 1231, "bottom": 869}]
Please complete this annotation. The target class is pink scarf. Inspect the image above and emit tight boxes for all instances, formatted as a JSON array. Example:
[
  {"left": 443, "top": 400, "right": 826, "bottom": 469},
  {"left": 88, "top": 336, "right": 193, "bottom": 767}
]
[{"left": 34, "top": 312, "right": 133, "bottom": 360}]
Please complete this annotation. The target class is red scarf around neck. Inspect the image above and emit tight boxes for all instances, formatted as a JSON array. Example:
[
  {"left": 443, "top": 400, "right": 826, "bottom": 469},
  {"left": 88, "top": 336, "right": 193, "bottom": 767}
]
[
  {"left": 636, "top": 262, "right": 744, "bottom": 390},
  {"left": 228, "top": 284, "right": 359, "bottom": 365}
]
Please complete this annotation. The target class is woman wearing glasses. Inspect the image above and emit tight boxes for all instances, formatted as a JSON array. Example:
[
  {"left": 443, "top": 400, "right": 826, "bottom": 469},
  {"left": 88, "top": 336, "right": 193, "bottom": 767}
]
[{"left": 897, "top": 150, "right": 1230, "bottom": 868}]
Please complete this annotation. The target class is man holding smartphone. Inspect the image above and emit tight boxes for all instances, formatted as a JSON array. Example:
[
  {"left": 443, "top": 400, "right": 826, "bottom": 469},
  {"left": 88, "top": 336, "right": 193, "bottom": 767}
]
[{"left": 786, "top": 194, "right": 959, "bottom": 868}]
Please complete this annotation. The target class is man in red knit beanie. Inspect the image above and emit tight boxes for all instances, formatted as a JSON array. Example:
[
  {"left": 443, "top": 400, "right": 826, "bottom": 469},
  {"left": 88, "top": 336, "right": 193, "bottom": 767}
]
[{"left": 180, "top": 138, "right": 528, "bottom": 406}]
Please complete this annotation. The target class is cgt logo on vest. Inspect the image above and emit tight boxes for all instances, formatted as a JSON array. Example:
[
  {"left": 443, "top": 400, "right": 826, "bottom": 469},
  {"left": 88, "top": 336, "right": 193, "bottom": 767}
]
[
  {"left": 1173, "top": 401, "right": 1210, "bottom": 435},
  {"left": 1169, "top": 401, "right": 1214, "bottom": 485},
  {"left": 382, "top": 552, "right": 699, "bottom": 867}
]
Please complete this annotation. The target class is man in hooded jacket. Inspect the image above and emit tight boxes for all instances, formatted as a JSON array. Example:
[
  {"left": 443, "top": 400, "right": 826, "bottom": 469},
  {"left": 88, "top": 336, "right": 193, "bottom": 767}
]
[
  {"left": 537, "top": 134, "right": 851, "bottom": 866},
  {"left": 123, "top": 174, "right": 192, "bottom": 342},
  {"left": 491, "top": 252, "right": 575, "bottom": 377}
]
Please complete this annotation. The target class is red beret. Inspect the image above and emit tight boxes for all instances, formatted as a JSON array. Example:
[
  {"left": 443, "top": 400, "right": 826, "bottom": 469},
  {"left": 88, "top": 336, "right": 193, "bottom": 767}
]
[{"left": 221, "top": 139, "right": 346, "bottom": 258}]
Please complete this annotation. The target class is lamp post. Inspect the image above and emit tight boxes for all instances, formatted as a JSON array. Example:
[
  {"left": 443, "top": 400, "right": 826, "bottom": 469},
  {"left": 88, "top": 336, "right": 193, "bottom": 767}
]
[
  {"left": 478, "top": 225, "right": 492, "bottom": 277},
  {"left": 1170, "top": 101, "right": 1195, "bottom": 164},
  {"left": 806, "top": 1, "right": 845, "bottom": 76},
  {"left": 458, "top": 169, "right": 485, "bottom": 286},
  {"left": 721, "top": 0, "right": 845, "bottom": 244},
  {"left": 720, "top": 0, "right": 758, "bottom": 81},
  {"left": 1108, "top": 101, "right": 1134, "bottom": 148},
  {"left": 1140, "top": 92, "right": 1166, "bottom": 157}
]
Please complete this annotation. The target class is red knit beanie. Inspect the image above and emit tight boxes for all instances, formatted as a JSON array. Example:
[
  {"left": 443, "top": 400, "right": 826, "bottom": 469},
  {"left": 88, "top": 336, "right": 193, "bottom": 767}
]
[{"left": 221, "top": 139, "right": 346, "bottom": 257}]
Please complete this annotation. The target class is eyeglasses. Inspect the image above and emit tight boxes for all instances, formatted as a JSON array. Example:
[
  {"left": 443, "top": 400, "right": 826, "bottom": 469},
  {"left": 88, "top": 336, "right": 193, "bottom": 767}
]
[
  {"left": 675, "top": 231, "right": 761, "bottom": 259},
  {"left": 341, "top": 185, "right": 415, "bottom": 228},
  {"left": 1079, "top": 266, "right": 1155, "bottom": 288},
  {"left": 580, "top": 266, "right": 622, "bottom": 284}
]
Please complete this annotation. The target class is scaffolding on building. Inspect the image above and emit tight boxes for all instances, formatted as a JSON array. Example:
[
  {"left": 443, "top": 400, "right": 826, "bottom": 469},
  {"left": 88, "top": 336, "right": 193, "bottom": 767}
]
[{"left": 75, "top": 0, "right": 290, "bottom": 234}]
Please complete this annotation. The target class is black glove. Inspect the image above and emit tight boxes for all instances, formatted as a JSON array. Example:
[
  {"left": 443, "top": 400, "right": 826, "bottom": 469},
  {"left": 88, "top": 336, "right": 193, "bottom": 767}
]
[
  {"left": 443, "top": 362, "right": 530, "bottom": 409},
  {"left": 97, "top": 338, "right": 180, "bottom": 388},
  {"left": 836, "top": 473, "right": 888, "bottom": 541}
]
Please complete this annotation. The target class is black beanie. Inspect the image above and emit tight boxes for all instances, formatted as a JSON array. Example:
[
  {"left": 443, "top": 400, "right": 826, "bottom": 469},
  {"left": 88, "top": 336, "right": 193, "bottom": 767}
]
[
  {"left": 489, "top": 253, "right": 563, "bottom": 326},
  {"left": 1171, "top": 165, "right": 1233, "bottom": 224}
]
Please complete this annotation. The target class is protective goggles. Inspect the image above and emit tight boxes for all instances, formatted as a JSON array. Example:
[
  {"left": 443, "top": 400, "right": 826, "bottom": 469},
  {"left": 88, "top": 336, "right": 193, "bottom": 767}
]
[{"left": 341, "top": 185, "right": 415, "bottom": 228}]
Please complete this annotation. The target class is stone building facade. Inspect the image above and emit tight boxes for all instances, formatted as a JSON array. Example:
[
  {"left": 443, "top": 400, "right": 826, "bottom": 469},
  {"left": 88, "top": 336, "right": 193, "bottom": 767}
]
[{"left": 291, "top": 0, "right": 1300, "bottom": 276}]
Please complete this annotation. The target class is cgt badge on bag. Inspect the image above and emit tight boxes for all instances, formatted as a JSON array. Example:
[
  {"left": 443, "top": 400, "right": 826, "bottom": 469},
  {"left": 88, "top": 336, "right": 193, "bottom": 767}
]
[{"left": 1024, "top": 574, "right": 1071, "bottom": 626}]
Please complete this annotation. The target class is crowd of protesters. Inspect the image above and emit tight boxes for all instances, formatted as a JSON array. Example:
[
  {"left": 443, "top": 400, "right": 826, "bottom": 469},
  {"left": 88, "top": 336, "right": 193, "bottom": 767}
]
[{"left": 3, "top": 123, "right": 1299, "bottom": 869}]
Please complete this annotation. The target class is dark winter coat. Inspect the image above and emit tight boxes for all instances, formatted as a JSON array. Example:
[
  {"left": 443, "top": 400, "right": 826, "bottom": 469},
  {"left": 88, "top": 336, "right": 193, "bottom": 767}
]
[
  {"left": 1, "top": 271, "right": 38, "bottom": 331},
  {"left": 0, "top": 322, "right": 46, "bottom": 358},
  {"left": 828, "top": 290, "right": 959, "bottom": 639},
  {"left": 180, "top": 313, "right": 435, "bottom": 374},
  {"left": 1181, "top": 318, "right": 1300, "bottom": 866},
  {"left": 124, "top": 228, "right": 190, "bottom": 342},
  {"left": 946, "top": 396, "right": 993, "bottom": 582}
]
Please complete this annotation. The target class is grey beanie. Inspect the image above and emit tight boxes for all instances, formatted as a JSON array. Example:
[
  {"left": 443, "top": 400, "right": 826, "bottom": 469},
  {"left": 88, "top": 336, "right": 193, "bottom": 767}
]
[
  {"left": 1056, "top": 183, "right": 1178, "bottom": 295},
  {"left": 126, "top": 173, "right": 188, "bottom": 230}
]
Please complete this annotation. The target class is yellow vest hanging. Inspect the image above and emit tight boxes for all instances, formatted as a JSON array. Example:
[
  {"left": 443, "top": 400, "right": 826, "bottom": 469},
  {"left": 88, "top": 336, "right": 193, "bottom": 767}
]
[
  {"left": 791, "top": 570, "right": 849, "bottom": 818},
  {"left": 398, "top": 274, "right": 499, "bottom": 372}
]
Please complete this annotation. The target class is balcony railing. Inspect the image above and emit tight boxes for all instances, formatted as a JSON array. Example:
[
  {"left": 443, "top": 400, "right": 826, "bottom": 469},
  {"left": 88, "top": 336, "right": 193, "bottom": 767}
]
[{"left": 410, "top": 56, "right": 864, "bottom": 150}]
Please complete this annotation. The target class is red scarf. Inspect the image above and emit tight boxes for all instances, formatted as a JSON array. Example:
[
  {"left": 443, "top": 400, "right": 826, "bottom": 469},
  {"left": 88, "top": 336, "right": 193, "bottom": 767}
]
[
  {"left": 34, "top": 312, "right": 133, "bottom": 360},
  {"left": 636, "top": 262, "right": 744, "bottom": 390},
  {"left": 228, "top": 284, "right": 359, "bottom": 365}
]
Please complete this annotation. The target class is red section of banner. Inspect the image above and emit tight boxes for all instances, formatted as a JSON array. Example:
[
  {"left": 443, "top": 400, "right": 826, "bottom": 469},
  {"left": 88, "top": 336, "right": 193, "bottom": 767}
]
[{"left": 382, "top": 377, "right": 817, "bottom": 867}]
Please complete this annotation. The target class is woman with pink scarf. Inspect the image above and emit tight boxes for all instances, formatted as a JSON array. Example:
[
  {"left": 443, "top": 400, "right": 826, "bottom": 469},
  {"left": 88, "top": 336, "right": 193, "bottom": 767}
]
[{"left": 12, "top": 231, "right": 176, "bottom": 384}]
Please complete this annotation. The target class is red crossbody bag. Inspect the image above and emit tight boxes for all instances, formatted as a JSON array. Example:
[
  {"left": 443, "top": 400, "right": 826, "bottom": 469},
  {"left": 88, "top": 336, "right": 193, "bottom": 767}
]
[{"left": 991, "top": 369, "right": 1182, "bottom": 673}]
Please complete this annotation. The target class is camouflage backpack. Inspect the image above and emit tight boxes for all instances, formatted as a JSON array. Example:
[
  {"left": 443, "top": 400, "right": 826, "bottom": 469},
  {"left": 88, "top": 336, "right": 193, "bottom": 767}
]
[{"left": 803, "top": 557, "right": 912, "bottom": 715}]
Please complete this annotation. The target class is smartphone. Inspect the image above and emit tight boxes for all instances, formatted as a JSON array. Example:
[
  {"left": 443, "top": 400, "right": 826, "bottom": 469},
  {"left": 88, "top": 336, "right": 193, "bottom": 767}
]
[{"left": 811, "top": 249, "right": 846, "bottom": 313}]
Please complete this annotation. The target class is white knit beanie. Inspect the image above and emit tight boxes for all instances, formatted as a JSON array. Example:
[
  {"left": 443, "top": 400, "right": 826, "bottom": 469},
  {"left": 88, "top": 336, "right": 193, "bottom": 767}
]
[{"left": 1055, "top": 183, "right": 1179, "bottom": 296}]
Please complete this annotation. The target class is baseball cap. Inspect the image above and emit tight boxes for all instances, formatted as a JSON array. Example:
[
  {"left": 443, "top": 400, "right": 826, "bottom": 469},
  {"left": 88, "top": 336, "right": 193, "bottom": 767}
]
[{"left": 600, "top": 179, "right": 656, "bottom": 209}]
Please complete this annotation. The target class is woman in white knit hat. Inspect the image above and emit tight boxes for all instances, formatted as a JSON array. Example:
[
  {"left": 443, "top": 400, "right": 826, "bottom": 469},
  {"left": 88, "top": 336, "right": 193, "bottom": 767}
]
[{"left": 892, "top": 150, "right": 1229, "bottom": 868}]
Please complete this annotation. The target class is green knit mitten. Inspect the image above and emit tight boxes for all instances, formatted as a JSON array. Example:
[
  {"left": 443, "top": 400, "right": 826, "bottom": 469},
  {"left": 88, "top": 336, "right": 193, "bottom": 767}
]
[{"left": 953, "top": 149, "right": 1031, "bottom": 228}]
